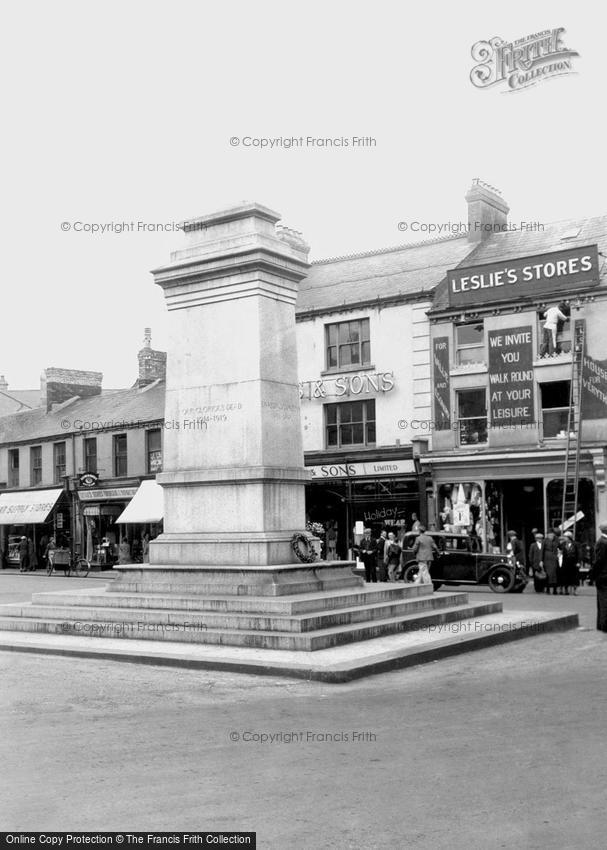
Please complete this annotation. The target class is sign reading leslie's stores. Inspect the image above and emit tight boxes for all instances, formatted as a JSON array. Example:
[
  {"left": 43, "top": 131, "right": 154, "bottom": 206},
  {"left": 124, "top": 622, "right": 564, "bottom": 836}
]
[{"left": 447, "top": 245, "right": 599, "bottom": 307}]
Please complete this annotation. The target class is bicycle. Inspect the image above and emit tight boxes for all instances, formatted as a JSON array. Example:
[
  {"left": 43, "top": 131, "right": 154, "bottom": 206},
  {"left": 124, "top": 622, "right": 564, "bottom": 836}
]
[{"left": 46, "top": 549, "right": 90, "bottom": 577}]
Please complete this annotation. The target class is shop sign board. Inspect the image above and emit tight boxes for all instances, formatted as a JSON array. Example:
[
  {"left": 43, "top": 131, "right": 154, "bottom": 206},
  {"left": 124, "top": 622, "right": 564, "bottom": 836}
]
[
  {"left": 308, "top": 459, "right": 415, "bottom": 480},
  {"left": 432, "top": 337, "right": 451, "bottom": 429},
  {"left": 78, "top": 473, "right": 99, "bottom": 488},
  {"left": 79, "top": 487, "right": 138, "bottom": 501},
  {"left": 447, "top": 245, "right": 599, "bottom": 307},
  {"left": 581, "top": 351, "right": 607, "bottom": 420},
  {"left": 300, "top": 371, "right": 394, "bottom": 400},
  {"left": 488, "top": 325, "right": 535, "bottom": 425}
]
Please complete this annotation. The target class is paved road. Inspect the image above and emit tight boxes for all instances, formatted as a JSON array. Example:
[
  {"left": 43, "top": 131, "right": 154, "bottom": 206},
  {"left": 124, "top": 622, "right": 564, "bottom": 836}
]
[{"left": 0, "top": 571, "right": 605, "bottom": 848}]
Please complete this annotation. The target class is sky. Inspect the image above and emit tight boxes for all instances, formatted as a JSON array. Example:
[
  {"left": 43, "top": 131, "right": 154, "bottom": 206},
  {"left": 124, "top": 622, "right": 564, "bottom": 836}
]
[{"left": 1, "top": 0, "right": 603, "bottom": 389}]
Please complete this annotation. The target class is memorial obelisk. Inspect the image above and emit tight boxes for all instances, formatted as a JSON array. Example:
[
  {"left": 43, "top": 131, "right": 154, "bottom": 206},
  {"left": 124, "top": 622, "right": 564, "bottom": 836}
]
[{"left": 125, "top": 202, "right": 361, "bottom": 595}]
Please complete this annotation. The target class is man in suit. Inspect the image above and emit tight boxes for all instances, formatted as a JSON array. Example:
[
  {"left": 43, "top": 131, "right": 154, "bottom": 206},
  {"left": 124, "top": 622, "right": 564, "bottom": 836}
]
[
  {"left": 528, "top": 531, "right": 547, "bottom": 593},
  {"left": 358, "top": 528, "right": 377, "bottom": 583},
  {"left": 591, "top": 523, "right": 607, "bottom": 632},
  {"left": 376, "top": 531, "right": 388, "bottom": 582}
]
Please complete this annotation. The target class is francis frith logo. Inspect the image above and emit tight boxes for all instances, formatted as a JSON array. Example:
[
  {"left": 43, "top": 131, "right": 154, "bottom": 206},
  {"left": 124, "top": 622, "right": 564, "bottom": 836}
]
[{"left": 470, "top": 28, "right": 579, "bottom": 92}]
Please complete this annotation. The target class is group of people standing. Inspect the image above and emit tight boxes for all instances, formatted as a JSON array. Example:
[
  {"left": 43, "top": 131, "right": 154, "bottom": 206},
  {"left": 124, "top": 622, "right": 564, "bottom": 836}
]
[
  {"left": 356, "top": 524, "right": 437, "bottom": 586},
  {"left": 18, "top": 535, "right": 57, "bottom": 573},
  {"left": 525, "top": 529, "right": 580, "bottom": 595}
]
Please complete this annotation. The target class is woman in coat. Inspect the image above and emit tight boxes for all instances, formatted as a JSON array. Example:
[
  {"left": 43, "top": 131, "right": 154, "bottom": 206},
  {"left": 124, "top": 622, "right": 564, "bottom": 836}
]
[
  {"left": 543, "top": 530, "right": 559, "bottom": 595},
  {"left": 559, "top": 533, "right": 579, "bottom": 595}
]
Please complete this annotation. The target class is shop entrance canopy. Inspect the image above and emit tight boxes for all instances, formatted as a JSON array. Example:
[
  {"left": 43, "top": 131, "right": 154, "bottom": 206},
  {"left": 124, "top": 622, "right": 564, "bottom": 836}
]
[
  {"left": 116, "top": 480, "right": 164, "bottom": 524},
  {"left": 0, "top": 488, "right": 63, "bottom": 525}
]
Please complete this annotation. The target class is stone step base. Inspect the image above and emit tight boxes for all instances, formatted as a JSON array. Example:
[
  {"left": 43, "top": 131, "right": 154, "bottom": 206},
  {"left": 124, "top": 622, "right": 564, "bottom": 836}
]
[
  {"left": 0, "top": 601, "right": 503, "bottom": 651},
  {"left": 1, "top": 591, "right": 472, "bottom": 635},
  {"left": 30, "top": 582, "right": 427, "bottom": 616},
  {"left": 0, "top": 610, "right": 579, "bottom": 682}
]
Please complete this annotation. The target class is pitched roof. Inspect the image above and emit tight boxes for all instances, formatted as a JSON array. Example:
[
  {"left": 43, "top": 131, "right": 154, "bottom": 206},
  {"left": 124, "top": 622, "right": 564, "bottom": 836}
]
[
  {"left": 431, "top": 214, "right": 607, "bottom": 311},
  {"left": 296, "top": 235, "right": 474, "bottom": 314},
  {"left": 0, "top": 382, "right": 165, "bottom": 446},
  {"left": 0, "top": 389, "right": 40, "bottom": 416}
]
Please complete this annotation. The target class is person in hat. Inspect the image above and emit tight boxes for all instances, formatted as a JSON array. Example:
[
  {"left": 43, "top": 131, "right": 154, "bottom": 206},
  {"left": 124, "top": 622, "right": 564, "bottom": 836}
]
[
  {"left": 560, "top": 531, "right": 579, "bottom": 595},
  {"left": 506, "top": 530, "right": 525, "bottom": 573},
  {"left": 18, "top": 536, "right": 29, "bottom": 573},
  {"left": 543, "top": 529, "right": 560, "bottom": 595},
  {"left": 528, "top": 531, "right": 547, "bottom": 593},
  {"left": 590, "top": 523, "right": 607, "bottom": 631}
]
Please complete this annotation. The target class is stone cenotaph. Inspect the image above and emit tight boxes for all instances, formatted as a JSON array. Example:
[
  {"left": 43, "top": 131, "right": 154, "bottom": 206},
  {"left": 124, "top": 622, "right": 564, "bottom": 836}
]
[{"left": 121, "top": 201, "right": 361, "bottom": 595}]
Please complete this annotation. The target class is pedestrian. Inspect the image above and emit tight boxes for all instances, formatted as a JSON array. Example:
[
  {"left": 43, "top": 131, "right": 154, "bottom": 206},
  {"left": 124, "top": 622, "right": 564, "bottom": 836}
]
[
  {"left": 358, "top": 528, "right": 377, "bottom": 583},
  {"left": 559, "top": 532, "right": 579, "bottom": 595},
  {"left": 412, "top": 525, "right": 438, "bottom": 586},
  {"left": 385, "top": 532, "right": 402, "bottom": 582},
  {"left": 528, "top": 532, "right": 547, "bottom": 593},
  {"left": 376, "top": 530, "right": 388, "bottom": 582},
  {"left": 543, "top": 529, "right": 559, "bottom": 595},
  {"left": 410, "top": 513, "right": 422, "bottom": 534},
  {"left": 590, "top": 523, "right": 607, "bottom": 632},
  {"left": 117, "top": 537, "right": 131, "bottom": 565},
  {"left": 142, "top": 532, "right": 151, "bottom": 563},
  {"left": 45, "top": 536, "right": 56, "bottom": 572},
  {"left": 18, "top": 536, "right": 29, "bottom": 573}
]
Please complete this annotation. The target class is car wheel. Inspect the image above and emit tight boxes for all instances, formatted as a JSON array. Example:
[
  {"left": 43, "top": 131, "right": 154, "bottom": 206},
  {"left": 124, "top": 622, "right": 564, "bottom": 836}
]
[
  {"left": 487, "top": 565, "right": 515, "bottom": 593},
  {"left": 403, "top": 564, "right": 420, "bottom": 584}
]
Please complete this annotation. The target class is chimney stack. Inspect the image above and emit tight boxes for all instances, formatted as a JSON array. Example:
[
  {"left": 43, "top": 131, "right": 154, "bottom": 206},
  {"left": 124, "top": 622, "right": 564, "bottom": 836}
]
[
  {"left": 137, "top": 328, "right": 167, "bottom": 386},
  {"left": 41, "top": 368, "right": 103, "bottom": 412},
  {"left": 465, "top": 179, "right": 509, "bottom": 242}
]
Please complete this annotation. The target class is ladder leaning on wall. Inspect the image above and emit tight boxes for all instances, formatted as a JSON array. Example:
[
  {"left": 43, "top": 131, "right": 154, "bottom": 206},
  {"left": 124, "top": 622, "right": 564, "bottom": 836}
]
[{"left": 560, "top": 318, "right": 586, "bottom": 535}]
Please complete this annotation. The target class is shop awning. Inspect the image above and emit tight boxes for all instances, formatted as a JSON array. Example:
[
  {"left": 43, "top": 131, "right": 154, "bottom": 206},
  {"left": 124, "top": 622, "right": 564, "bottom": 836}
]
[
  {"left": 115, "top": 480, "right": 164, "bottom": 524},
  {"left": 0, "top": 488, "right": 63, "bottom": 525}
]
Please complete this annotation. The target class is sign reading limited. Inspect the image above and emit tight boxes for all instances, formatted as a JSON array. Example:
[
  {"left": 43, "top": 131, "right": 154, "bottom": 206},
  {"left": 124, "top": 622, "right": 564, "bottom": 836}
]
[
  {"left": 447, "top": 245, "right": 599, "bottom": 307},
  {"left": 488, "top": 326, "right": 534, "bottom": 425}
]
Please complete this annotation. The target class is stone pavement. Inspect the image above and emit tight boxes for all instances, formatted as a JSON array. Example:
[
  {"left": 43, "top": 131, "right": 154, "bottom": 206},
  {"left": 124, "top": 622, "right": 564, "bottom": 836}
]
[{"left": 1, "top": 572, "right": 605, "bottom": 847}]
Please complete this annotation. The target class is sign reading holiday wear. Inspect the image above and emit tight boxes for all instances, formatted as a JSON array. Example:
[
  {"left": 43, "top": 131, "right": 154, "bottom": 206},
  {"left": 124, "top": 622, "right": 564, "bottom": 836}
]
[
  {"left": 447, "top": 245, "right": 599, "bottom": 307},
  {"left": 488, "top": 326, "right": 534, "bottom": 425},
  {"left": 581, "top": 353, "right": 607, "bottom": 420},
  {"left": 432, "top": 337, "right": 451, "bottom": 430}
]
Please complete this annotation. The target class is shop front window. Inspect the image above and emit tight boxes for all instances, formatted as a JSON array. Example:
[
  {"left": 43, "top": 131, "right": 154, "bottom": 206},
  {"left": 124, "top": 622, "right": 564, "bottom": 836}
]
[
  {"left": 30, "top": 446, "right": 42, "bottom": 486},
  {"left": 325, "top": 400, "right": 376, "bottom": 448},
  {"left": 438, "top": 482, "right": 484, "bottom": 548},
  {"left": 325, "top": 319, "right": 371, "bottom": 370},
  {"left": 455, "top": 322, "right": 485, "bottom": 366},
  {"left": 113, "top": 434, "right": 128, "bottom": 477},
  {"left": 541, "top": 381, "right": 571, "bottom": 439},
  {"left": 456, "top": 389, "right": 487, "bottom": 446},
  {"left": 146, "top": 428, "right": 162, "bottom": 473},
  {"left": 54, "top": 442, "right": 66, "bottom": 484},
  {"left": 84, "top": 437, "right": 97, "bottom": 474},
  {"left": 8, "top": 448, "right": 19, "bottom": 488}
]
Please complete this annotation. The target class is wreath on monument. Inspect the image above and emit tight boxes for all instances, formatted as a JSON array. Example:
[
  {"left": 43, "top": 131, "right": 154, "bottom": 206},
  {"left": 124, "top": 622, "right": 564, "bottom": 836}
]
[{"left": 291, "top": 532, "right": 319, "bottom": 563}]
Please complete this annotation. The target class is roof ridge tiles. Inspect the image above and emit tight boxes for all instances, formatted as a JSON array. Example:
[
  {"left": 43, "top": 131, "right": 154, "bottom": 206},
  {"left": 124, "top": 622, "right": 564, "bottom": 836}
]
[{"left": 310, "top": 233, "right": 467, "bottom": 266}]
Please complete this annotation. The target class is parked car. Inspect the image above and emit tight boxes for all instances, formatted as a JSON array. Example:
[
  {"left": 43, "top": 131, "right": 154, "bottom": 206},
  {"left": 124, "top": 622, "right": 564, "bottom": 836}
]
[{"left": 400, "top": 531, "right": 528, "bottom": 594}]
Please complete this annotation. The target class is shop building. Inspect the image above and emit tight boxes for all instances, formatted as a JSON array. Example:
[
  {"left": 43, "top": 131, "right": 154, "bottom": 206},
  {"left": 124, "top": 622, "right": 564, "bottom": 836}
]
[
  {"left": 424, "top": 180, "right": 607, "bottom": 556},
  {"left": 295, "top": 232, "right": 476, "bottom": 557},
  {"left": 0, "top": 333, "right": 166, "bottom": 566}
]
